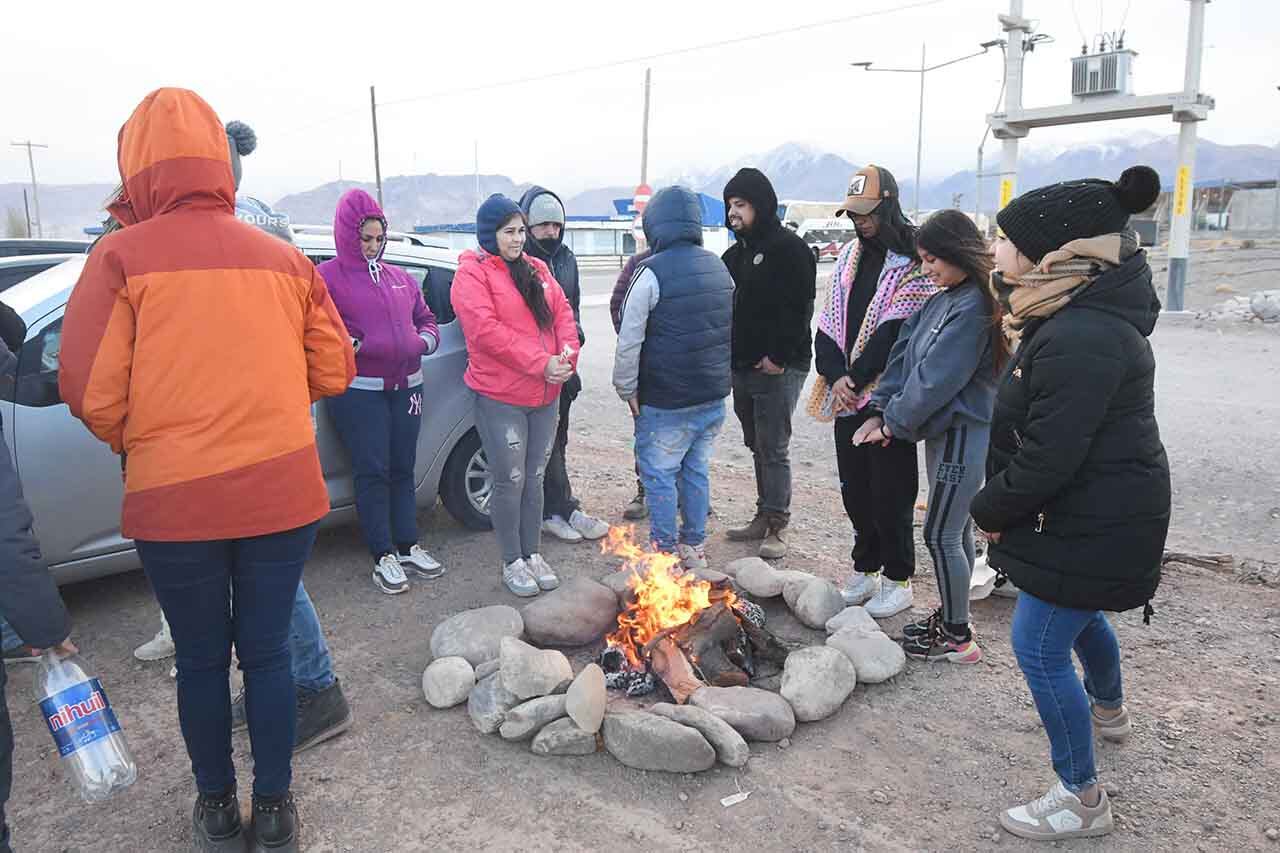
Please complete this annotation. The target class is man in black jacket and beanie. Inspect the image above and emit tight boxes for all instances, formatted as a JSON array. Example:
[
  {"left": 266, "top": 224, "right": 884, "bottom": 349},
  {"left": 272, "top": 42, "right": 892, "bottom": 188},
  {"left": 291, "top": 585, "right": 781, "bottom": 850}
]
[
  {"left": 0, "top": 310, "right": 74, "bottom": 853},
  {"left": 519, "top": 186, "right": 610, "bottom": 543},
  {"left": 721, "top": 168, "right": 816, "bottom": 559}
]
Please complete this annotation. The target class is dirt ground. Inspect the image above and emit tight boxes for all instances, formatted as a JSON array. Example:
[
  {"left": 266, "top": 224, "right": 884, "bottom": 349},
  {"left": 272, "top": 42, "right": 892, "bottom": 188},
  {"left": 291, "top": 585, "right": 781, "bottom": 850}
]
[{"left": 4, "top": 259, "right": 1279, "bottom": 852}]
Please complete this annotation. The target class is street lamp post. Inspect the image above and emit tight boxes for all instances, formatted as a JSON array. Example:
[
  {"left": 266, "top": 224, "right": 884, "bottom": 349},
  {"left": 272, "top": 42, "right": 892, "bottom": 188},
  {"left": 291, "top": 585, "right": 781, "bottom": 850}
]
[{"left": 853, "top": 41, "right": 1002, "bottom": 221}]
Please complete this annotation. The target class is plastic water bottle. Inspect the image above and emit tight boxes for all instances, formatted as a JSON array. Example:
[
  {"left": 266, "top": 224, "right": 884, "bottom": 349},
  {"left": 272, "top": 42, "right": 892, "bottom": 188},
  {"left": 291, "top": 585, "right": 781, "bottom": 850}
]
[{"left": 34, "top": 650, "right": 137, "bottom": 802}]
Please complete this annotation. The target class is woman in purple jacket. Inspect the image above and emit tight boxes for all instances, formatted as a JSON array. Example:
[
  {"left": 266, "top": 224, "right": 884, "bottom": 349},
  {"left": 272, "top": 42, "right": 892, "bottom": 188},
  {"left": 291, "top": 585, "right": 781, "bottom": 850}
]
[{"left": 319, "top": 189, "right": 443, "bottom": 594}]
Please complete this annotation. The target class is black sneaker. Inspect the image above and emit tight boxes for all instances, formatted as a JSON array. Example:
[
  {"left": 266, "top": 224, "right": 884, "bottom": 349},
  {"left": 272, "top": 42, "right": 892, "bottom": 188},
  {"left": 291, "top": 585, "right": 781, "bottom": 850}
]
[
  {"left": 232, "top": 680, "right": 353, "bottom": 753},
  {"left": 902, "top": 626, "right": 983, "bottom": 664},
  {"left": 901, "top": 608, "right": 942, "bottom": 641},
  {"left": 192, "top": 788, "right": 246, "bottom": 852},
  {"left": 294, "top": 679, "right": 353, "bottom": 753},
  {"left": 249, "top": 792, "right": 298, "bottom": 852}
]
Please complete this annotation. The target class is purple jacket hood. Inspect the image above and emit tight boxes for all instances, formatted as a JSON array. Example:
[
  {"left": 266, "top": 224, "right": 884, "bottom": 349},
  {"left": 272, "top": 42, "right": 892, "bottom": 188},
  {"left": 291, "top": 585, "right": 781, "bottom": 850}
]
[{"left": 334, "top": 188, "right": 387, "bottom": 272}]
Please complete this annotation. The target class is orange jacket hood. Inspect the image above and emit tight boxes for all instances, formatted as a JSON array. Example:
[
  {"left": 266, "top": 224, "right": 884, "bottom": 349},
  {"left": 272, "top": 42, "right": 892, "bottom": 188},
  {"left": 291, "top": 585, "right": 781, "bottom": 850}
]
[{"left": 109, "top": 87, "right": 235, "bottom": 227}]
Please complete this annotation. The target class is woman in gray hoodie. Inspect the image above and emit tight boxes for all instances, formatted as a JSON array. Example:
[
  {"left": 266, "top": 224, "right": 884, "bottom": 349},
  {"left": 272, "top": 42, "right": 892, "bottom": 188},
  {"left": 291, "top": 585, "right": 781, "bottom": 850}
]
[{"left": 854, "top": 210, "right": 1009, "bottom": 661}]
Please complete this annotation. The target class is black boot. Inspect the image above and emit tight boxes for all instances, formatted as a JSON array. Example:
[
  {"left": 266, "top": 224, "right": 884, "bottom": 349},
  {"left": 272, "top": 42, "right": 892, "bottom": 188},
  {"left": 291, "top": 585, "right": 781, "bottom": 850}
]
[
  {"left": 192, "top": 788, "right": 246, "bottom": 852},
  {"left": 249, "top": 792, "right": 298, "bottom": 852},
  {"left": 295, "top": 678, "right": 354, "bottom": 753}
]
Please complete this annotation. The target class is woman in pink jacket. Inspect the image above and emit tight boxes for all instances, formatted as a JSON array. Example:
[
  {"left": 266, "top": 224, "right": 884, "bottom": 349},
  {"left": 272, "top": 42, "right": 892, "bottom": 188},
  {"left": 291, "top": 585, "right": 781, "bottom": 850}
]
[{"left": 453, "top": 194, "right": 580, "bottom": 597}]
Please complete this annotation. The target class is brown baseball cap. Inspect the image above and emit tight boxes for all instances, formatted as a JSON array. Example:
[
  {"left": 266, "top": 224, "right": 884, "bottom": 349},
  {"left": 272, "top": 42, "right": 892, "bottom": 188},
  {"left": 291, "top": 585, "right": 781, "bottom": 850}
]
[{"left": 836, "top": 166, "right": 892, "bottom": 217}]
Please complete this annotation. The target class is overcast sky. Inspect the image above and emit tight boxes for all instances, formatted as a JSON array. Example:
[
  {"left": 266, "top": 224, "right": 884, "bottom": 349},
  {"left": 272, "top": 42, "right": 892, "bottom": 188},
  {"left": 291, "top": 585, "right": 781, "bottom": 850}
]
[{"left": 4, "top": 0, "right": 1277, "bottom": 203}]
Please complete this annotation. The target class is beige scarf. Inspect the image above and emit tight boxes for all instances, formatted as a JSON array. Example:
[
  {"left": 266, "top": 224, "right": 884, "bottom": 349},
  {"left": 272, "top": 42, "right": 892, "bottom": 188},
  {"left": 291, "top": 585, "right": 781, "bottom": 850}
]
[{"left": 993, "top": 231, "right": 1137, "bottom": 341}]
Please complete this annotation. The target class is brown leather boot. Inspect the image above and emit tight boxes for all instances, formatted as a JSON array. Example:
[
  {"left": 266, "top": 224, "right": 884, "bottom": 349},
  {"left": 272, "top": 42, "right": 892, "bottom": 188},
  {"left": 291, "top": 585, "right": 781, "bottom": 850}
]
[
  {"left": 758, "top": 523, "right": 788, "bottom": 559},
  {"left": 726, "top": 512, "right": 769, "bottom": 541}
]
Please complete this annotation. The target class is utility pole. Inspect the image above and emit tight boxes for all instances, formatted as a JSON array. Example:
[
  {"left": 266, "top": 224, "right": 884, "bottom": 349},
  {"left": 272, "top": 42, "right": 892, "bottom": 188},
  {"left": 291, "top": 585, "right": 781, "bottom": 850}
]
[
  {"left": 369, "top": 86, "right": 383, "bottom": 208},
  {"left": 913, "top": 44, "right": 926, "bottom": 219},
  {"left": 1272, "top": 170, "right": 1279, "bottom": 236},
  {"left": 1166, "top": 0, "right": 1208, "bottom": 311},
  {"left": 474, "top": 140, "right": 481, "bottom": 215},
  {"left": 22, "top": 189, "right": 32, "bottom": 238},
  {"left": 640, "top": 68, "right": 652, "bottom": 186},
  {"left": 997, "top": 0, "right": 1029, "bottom": 222},
  {"left": 11, "top": 140, "right": 47, "bottom": 237}
]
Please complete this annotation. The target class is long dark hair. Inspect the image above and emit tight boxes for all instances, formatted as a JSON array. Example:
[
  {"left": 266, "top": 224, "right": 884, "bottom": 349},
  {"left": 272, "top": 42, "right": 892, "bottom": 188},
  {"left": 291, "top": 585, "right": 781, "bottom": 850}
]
[
  {"left": 500, "top": 212, "right": 553, "bottom": 329},
  {"left": 916, "top": 210, "right": 1010, "bottom": 374}
]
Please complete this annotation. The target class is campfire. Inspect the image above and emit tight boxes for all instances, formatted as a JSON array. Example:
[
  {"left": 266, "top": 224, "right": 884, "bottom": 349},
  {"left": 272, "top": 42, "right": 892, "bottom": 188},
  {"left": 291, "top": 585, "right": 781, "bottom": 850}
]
[{"left": 597, "top": 527, "right": 788, "bottom": 703}]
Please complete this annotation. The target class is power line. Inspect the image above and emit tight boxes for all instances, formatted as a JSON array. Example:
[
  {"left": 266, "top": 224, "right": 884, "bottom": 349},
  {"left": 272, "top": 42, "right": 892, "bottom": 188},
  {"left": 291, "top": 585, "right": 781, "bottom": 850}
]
[
  {"left": 1070, "top": 0, "right": 1089, "bottom": 48},
  {"left": 1118, "top": 0, "right": 1134, "bottom": 33},
  {"left": 277, "top": 0, "right": 948, "bottom": 137}
]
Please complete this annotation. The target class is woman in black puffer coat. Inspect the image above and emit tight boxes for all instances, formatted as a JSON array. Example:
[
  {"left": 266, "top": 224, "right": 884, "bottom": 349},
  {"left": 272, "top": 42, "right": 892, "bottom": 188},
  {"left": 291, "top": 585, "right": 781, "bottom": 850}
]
[{"left": 970, "top": 166, "right": 1169, "bottom": 843}]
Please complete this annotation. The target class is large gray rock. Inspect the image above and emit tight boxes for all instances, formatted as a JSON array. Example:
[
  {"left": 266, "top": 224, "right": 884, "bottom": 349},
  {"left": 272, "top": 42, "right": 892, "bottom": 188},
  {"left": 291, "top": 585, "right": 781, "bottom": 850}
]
[
  {"left": 421, "top": 656, "right": 475, "bottom": 709},
  {"left": 430, "top": 606, "right": 524, "bottom": 667},
  {"left": 650, "top": 702, "right": 749, "bottom": 767},
  {"left": 780, "top": 646, "right": 857, "bottom": 722},
  {"left": 827, "top": 627, "right": 907, "bottom": 683},
  {"left": 531, "top": 718, "right": 599, "bottom": 756},
  {"left": 565, "top": 663, "right": 606, "bottom": 733},
  {"left": 600, "top": 569, "right": 643, "bottom": 607},
  {"left": 733, "top": 559, "right": 785, "bottom": 598},
  {"left": 521, "top": 578, "right": 620, "bottom": 646},
  {"left": 474, "top": 659, "right": 501, "bottom": 681},
  {"left": 602, "top": 713, "right": 716, "bottom": 773},
  {"left": 690, "top": 567, "right": 731, "bottom": 585},
  {"left": 499, "top": 695, "right": 568, "bottom": 741},
  {"left": 688, "top": 685, "right": 796, "bottom": 742},
  {"left": 781, "top": 573, "right": 818, "bottom": 611},
  {"left": 825, "top": 606, "right": 879, "bottom": 635},
  {"left": 792, "top": 579, "right": 847, "bottom": 629},
  {"left": 499, "top": 637, "right": 573, "bottom": 700},
  {"left": 467, "top": 673, "right": 521, "bottom": 734},
  {"left": 1251, "top": 290, "right": 1280, "bottom": 322}
]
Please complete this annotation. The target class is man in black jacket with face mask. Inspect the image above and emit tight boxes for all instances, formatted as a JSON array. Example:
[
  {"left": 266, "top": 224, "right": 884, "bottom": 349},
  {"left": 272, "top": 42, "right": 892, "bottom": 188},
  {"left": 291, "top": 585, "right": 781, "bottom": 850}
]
[
  {"left": 519, "top": 186, "right": 610, "bottom": 543},
  {"left": 721, "top": 168, "right": 816, "bottom": 559}
]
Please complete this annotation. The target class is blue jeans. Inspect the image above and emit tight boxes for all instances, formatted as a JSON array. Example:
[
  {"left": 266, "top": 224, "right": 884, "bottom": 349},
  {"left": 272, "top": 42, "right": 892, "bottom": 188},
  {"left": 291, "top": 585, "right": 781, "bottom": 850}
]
[
  {"left": 1011, "top": 591, "right": 1125, "bottom": 793},
  {"left": 634, "top": 400, "right": 725, "bottom": 552},
  {"left": 290, "top": 583, "right": 334, "bottom": 694},
  {"left": 137, "top": 523, "right": 318, "bottom": 798},
  {"left": 327, "top": 386, "right": 422, "bottom": 558}
]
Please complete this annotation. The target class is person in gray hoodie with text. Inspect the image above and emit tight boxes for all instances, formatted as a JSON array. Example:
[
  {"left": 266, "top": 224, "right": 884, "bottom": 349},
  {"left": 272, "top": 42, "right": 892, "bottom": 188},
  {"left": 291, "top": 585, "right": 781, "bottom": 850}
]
[{"left": 853, "top": 210, "right": 1008, "bottom": 663}]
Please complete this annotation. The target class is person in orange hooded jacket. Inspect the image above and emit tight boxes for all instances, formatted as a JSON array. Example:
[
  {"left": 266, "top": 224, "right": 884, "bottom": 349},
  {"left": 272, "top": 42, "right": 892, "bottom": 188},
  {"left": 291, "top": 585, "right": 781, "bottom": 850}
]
[
  {"left": 58, "top": 88, "right": 354, "bottom": 853},
  {"left": 452, "top": 194, "right": 579, "bottom": 598}
]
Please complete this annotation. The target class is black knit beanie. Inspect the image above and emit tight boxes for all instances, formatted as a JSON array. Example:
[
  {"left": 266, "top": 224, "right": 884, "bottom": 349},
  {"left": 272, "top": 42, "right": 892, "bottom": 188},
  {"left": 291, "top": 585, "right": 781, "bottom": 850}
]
[{"left": 996, "top": 165, "right": 1160, "bottom": 263}]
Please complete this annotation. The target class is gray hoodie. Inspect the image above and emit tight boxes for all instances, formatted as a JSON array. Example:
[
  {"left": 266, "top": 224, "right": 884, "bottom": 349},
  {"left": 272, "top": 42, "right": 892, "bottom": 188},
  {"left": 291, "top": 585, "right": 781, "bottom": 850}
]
[{"left": 870, "top": 280, "right": 996, "bottom": 443}]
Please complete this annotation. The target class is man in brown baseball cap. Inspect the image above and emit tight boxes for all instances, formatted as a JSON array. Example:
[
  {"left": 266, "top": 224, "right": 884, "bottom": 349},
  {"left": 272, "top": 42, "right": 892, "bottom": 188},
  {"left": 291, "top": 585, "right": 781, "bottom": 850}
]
[{"left": 813, "top": 164, "right": 937, "bottom": 621}]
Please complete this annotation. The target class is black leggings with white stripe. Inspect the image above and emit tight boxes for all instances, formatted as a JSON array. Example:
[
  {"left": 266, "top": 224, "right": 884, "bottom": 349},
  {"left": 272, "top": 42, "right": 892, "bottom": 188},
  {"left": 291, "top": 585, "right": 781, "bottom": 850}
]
[{"left": 923, "top": 423, "right": 990, "bottom": 632}]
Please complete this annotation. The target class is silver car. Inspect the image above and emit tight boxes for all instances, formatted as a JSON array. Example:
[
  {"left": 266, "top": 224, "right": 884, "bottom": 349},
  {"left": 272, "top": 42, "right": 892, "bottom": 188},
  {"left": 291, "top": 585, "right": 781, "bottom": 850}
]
[{"left": 0, "top": 236, "right": 494, "bottom": 586}]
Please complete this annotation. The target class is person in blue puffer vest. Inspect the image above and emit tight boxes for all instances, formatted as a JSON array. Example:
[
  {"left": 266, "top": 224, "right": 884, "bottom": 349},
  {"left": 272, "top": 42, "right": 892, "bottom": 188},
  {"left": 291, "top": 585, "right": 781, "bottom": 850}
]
[{"left": 612, "top": 186, "right": 733, "bottom": 573}]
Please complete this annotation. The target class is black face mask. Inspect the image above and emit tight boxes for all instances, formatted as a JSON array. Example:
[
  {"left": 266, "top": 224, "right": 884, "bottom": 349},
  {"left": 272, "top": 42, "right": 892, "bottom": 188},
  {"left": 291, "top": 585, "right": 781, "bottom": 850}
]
[{"left": 535, "top": 236, "right": 560, "bottom": 256}]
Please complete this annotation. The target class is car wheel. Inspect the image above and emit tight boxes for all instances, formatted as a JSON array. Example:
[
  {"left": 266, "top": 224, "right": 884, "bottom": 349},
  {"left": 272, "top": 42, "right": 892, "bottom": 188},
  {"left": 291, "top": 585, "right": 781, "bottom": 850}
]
[{"left": 440, "top": 429, "right": 493, "bottom": 531}]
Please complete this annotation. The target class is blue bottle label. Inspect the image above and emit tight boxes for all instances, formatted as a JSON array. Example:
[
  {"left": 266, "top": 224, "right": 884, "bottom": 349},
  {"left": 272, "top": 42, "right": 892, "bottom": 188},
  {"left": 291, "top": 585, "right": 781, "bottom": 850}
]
[{"left": 39, "top": 678, "right": 121, "bottom": 757}]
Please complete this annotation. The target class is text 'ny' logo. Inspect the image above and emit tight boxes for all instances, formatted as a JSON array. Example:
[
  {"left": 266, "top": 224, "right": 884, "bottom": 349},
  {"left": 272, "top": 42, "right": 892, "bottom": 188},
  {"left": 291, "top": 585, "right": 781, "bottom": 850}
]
[{"left": 408, "top": 393, "right": 422, "bottom": 416}]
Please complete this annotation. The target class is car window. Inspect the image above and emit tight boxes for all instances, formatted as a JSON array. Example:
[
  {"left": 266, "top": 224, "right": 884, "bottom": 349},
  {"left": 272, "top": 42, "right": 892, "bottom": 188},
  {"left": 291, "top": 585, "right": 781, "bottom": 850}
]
[
  {"left": 0, "top": 263, "right": 55, "bottom": 294},
  {"left": 14, "top": 317, "right": 62, "bottom": 407},
  {"left": 386, "top": 262, "right": 456, "bottom": 326}
]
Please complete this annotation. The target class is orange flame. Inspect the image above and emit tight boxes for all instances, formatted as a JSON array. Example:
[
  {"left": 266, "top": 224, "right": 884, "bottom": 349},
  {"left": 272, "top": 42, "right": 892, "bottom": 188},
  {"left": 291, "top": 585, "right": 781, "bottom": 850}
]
[{"left": 601, "top": 526, "right": 736, "bottom": 668}]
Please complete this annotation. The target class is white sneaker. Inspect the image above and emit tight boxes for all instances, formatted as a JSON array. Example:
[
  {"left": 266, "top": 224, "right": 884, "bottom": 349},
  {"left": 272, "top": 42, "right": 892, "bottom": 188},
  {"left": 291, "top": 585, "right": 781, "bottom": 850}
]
[
  {"left": 569, "top": 509, "right": 610, "bottom": 541},
  {"left": 999, "top": 780, "right": 1113, "bottom": 840},
  {"left": 865, "top": 578, "right": 913, "bottom": 618},
  {"left": 503, "top": 558, "right": 540, "bottom": 597},
  {"left": 527, "top": 553, "right": 560, "bottom": 591},
  {"left": 841, "top": 571, "right": 880, "bottom": 606},
  {"left": 399, "top": 544, "right": 444, "bottom": 579},
  {"left": 372, "top": 553, "right": 409, "bottom": 595},
  {"left": 677, "top": 543, "right": 708, "bottom": 573},
  {"left": 133, "top": 616, "right": 176, "bottom": 661},
  {"left": 541, "top": 515, "right": 583, "bottom": 542}
]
